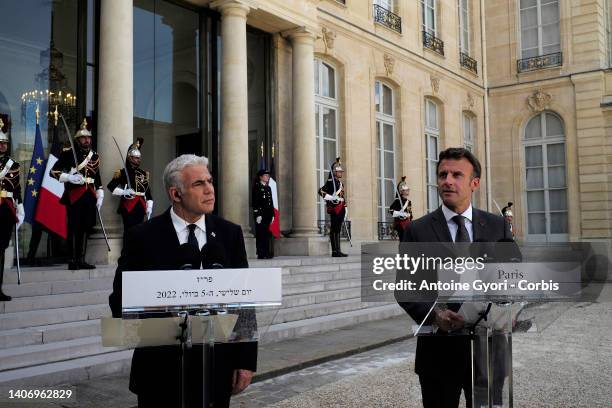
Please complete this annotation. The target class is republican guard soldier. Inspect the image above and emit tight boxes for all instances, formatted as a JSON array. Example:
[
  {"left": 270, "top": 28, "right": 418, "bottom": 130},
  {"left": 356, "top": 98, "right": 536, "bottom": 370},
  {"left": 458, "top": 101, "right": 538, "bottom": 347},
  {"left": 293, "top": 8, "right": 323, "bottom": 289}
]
[
  {"left": 107, "top": 138, "right": 153, "bottom": 233},
  {"left": 0, "top": 119, "right": 24, "bottom": 301},
  {"left": 319, "top": 157, "right": 347, "bottom": 257},
  {"left": 501, "top": 202, "right": 515, "bottom": 238},
  {"left": 252, "top": 169, "right": 274, "bottom": 259},
  {"left": 51, "top": 119, "right": 103, "bottom": 270},
  {"left": 388, "top": 176, "right": 413, "bottom": 238}
]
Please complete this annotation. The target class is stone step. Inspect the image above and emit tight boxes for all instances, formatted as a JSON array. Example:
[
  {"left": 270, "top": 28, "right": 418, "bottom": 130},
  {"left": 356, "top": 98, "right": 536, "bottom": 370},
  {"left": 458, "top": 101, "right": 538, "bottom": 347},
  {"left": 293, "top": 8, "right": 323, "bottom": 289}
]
[
  {"left": 0, "top": 349, "right": 134, "bottom": 387},
  {"left": 0, "top": 336, "right": 123, "bottom": 372},
  {"left": 0, "top": 303, "right": 401, "bottom": 387},
  {"left": 282, "top": 268, "right": 360, "bottom": 285},
  {"left": 1, "top": 278, "right": 113, "bottom": 299},
  {"left": 261, "top": 303, "right": 404, "bottom": 344},
  {"left": 282, "top": 277, "right": 362, "bottom": 296},
  {"left": 0, "top": 320, "right": 102, "bottom": 350},
  {"left": 1, "top": 290, "right": 110, "bottom": 314},
  {"left": 281, "top": 287, "right": 362, "bottom": 308},
  {"left": 263, "top": 298, "right": 372, "bottom": 325},
  {"left": 284, "top": 262, "right": 361, "bottom": 275},
  {"left": 0, "top": 304, "right": 110, "bottom": 331},
  {"left": 3, "top": 266, "right": 115, "bottom": 284}
]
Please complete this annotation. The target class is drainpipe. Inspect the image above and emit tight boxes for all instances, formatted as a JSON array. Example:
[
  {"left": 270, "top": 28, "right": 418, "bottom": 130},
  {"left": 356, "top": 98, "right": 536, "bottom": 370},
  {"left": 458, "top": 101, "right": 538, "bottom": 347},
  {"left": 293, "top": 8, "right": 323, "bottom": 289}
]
[{"left": 480, "top": 0, "right": 492, "bottom": 212}]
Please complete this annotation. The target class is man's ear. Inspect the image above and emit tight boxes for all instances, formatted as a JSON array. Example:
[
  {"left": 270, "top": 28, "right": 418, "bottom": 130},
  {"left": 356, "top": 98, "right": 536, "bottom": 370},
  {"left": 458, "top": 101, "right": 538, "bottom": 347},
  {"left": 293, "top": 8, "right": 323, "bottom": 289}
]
[
  {"left": 169, "top": 187, "right": 181, "bottom": 202},
  {"left": 471, "top": 176, "right": 481, "bottom": 191}
]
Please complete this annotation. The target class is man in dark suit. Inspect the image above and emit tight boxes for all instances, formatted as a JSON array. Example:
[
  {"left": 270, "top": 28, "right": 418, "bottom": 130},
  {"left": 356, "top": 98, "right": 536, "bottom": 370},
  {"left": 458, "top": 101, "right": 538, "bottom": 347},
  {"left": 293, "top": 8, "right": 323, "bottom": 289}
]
[
  {"left": 398, "top": 147, "right": 512, "bottom": 408},
  {"left": 109, "top": 154, "right": 256, "bottom": 408}
]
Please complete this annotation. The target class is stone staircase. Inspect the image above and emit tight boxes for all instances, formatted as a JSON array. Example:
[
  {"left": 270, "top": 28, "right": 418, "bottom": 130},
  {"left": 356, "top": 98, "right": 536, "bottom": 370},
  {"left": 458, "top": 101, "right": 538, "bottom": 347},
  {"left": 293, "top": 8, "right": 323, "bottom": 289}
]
[{"left": 0, "top": 256, "right": 403, "bottom": 386}]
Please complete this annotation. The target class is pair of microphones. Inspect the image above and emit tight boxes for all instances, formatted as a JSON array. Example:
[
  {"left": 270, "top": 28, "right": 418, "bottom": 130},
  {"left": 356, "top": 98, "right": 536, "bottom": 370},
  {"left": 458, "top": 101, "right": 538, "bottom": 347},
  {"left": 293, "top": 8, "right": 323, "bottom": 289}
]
[{"left": 178, "top": 241, "right": 226, "bottom": 270}]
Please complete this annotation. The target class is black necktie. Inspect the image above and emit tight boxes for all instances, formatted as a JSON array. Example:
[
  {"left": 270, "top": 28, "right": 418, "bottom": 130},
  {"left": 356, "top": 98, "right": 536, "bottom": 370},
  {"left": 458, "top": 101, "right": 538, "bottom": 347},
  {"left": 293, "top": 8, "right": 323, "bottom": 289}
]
[
  {"left": 187, "top": 224, "right": 199, "bottom": 250},
  {"left": 452, "top": 215, "right": 471, "bottom": 243}
]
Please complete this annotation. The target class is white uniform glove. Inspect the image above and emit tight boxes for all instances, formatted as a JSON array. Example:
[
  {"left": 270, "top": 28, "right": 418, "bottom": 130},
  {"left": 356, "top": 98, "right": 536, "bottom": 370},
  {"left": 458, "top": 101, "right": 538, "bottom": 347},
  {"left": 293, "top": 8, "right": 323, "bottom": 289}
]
[
  {"left": 124, "top": 188, "right": 136, "bottom": 198},
  {"left": 256, "top": 216, "right": 262, "bottom": 224},
  {"left": 16, "top": 203, "right": 25, "bottom": 230},
  {"left": 60, "top": 172, "right": 85, "bottom": 185},
  {"left": 112, "top": 187, "right": 125, "bottom": 196},
  {"left": 323, "top": 194, "right": 334, "bottom": 201},
  {"left": 392, "top": 210, "right": 407, "bottom": 218},
  {"left": 146, "top": 200, "right": 154, "bottom": 219},
  {"left": 96, "top": 189, "right": 104, "bottom": 210}
]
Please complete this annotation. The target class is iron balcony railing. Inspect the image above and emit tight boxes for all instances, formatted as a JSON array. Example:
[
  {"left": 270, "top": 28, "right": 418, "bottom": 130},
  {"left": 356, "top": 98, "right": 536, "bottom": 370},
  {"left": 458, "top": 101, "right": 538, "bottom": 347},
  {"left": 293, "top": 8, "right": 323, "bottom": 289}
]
[
  {"left": 318, "top": 219, "right": 352, "bottom": 240},
  {"left": 373, "top": 4, "right": 402, "bottom": 34},
  {"left": 423, "top": 30, "right": 444, "bottom": 56},
  {"left": 517, "top": 52, "right": 562, "bottom": 73},
  {"left": 377, "top": 222, "right": 399, "bottom": 241},
  {"left": 460, "top": 52, "right": 478, "bottom": 74}
]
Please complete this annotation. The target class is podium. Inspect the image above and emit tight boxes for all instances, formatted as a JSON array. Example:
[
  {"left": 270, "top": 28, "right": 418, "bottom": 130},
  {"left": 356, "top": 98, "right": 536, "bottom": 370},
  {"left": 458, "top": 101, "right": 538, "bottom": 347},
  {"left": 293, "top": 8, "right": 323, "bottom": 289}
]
[
  {"left": 101, "top": 267, "right": 282, "bottom": 408},
  {"left": 405, "top": 242, "right": 588, "bottom": 408}
]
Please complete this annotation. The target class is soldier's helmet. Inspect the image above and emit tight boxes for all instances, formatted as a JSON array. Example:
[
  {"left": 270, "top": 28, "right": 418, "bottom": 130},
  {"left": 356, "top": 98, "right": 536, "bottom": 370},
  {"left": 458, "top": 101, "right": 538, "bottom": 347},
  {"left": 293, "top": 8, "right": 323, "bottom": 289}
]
[
  {"left": 0, "top": 119, "right": 8, "bottom": 143},
  {"left": 397, "top": 176, "right": 410, "bottom": 193},
  {"left": 127, "top": 138, "right": 144, "bottom": 158},
  {"left": 74, "top": 118, "right": 92, "bottom": 139},
  {"left": 503, "top": 202, "right": 514, "bottom": 218},
  {"left": 332, "top": 157, "right": 344, "bottom": 172}
]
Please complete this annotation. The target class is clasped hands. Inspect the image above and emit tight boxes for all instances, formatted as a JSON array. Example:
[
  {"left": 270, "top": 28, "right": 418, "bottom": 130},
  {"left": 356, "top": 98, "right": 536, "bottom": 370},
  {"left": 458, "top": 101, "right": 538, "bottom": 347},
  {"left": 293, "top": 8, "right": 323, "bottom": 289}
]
[{"left": 435, "top": 309, "right": 465, "bottom": 332}]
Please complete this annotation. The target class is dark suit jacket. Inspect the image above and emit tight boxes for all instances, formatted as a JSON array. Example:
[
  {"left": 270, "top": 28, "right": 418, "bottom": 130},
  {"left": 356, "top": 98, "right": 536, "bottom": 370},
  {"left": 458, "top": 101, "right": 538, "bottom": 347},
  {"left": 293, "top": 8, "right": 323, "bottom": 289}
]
[
  {"left": 398, "top": 206, "right": 512, "bottom": 378},
  {"left": 109, "top": 208, "right": 257, "bottom": 400}
]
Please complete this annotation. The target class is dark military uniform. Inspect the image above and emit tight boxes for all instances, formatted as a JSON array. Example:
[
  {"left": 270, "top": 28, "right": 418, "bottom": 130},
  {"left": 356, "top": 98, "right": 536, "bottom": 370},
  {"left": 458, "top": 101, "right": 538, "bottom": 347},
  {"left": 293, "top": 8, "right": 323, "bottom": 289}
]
[
  {"left": 50, "top": 146, "right": 102, "bottom": 268},
  {"left": 388, "top": 198, "right": 412, "bottom": 237},
  {"left": 107, "top": 167, "right": 152, "bottom": 233},
  {"left": 0, "top": 154, "right": 21, "bottom": 301},
  {"left": 252, "top": 180, "right": 274, "bottom": 259},
  {"left": 319, "top": 177, "right": 346, "bottom": 257}
]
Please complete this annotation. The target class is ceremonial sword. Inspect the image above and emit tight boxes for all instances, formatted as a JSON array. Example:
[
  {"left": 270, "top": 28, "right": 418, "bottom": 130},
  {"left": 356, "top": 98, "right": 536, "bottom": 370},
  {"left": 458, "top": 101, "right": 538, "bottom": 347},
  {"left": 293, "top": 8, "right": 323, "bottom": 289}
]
[
  {"left": 59, "top": 115, "right": 111, "bottom": 252},
  {"left": 14, "top": 224, "right": 21, "bottom": 284},
  {"left": 111, "top": 136, "right": 134, "bottom": 196}
]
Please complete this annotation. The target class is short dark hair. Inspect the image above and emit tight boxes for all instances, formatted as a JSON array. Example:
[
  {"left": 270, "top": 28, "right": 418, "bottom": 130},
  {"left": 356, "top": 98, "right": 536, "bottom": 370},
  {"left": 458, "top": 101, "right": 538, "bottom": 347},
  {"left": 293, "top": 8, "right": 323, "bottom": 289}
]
[{"left": 436, "top": 147, "right": 482, "bottom": 179}]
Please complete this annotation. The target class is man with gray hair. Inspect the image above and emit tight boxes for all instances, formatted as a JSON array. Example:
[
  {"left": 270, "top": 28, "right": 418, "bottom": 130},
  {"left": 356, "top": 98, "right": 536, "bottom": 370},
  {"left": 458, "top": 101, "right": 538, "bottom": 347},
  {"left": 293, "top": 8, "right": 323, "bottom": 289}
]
[{"left": 109, "top": 154, "right": 256, "bottom": 407}]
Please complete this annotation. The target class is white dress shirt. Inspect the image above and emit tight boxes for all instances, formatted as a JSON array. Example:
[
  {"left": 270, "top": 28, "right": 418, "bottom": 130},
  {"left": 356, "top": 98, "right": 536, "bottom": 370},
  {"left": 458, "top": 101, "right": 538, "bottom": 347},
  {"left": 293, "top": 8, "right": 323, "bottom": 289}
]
[
  {"left": 441, "top": 204, "right": 474, "bottom": 242},
  {"left": 170, "top": 207, "right": 207, "bottom": 250}
]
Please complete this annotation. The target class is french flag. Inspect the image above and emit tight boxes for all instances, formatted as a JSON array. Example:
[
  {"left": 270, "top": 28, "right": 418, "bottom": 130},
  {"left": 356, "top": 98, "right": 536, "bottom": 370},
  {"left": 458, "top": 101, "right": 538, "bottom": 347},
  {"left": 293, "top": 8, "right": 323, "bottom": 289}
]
[
  {"left": 268, "top": 154, "right": 280, "bottom": 239},
  {"left": 34, "top": 124, "right": 67, "bottom": 239}
]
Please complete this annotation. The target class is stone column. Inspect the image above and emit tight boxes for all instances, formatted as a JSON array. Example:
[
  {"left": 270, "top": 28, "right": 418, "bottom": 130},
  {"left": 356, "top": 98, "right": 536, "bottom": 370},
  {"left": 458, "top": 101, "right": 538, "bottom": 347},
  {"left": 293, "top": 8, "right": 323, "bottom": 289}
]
[
  {"left": 211, "top": 0, "right": 256, "bottom": 231},
  {"left": 289, "top": 28, "right": 318, "bottom": 236},
  {"left": 88, "top": 0, "right": 133, "bottom": 264}
]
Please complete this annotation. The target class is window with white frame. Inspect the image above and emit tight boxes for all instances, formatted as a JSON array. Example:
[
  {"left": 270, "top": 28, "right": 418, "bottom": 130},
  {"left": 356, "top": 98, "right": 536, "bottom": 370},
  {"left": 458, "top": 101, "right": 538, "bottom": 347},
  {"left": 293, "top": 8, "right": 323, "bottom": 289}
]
[
  {"left": 425, "top": 99, "right": 440, "bottom": 213},
  {"left": 463, "top": 112, "right": 478, "bottom": 206},
  {"left": 422, "top": 0, "right": 437, "bottom": 36},
  {"left": 523, "top": 112, "right": 568, "bottom": 241},
  {"left": 374, "top": 0, "right": 396, "bottom": 13},
  {"left": 315, "top": 59, "right": 339, "bottom": 222},
  {"left": 463, "top": 112, "right": 475, "bottom": 152},
  {"left": 375, "top": 81, "right": 396, "bottom": 223},
  {"left": 458, "top": 0, "right": 470, "bottom": 54},
  {"left": 519, "top": 0, "right": 560, "bottom": 59}
]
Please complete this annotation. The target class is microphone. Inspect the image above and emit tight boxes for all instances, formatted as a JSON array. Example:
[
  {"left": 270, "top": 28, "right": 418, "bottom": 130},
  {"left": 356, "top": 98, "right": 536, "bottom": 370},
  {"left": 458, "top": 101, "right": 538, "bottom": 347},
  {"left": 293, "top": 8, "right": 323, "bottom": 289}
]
[
  {"left": 178, "top": 243, "right": 201, "bottom": 269},
  {"left": 201, "top": 241, "right": 226, "bottom": 269}
]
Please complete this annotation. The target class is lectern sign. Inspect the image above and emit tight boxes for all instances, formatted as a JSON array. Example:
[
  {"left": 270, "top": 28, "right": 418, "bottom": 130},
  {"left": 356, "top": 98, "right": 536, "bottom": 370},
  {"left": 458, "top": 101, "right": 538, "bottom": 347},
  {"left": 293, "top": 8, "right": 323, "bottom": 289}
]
[{"left": 122, "top": 268, "right": 282, "bottom": 309}]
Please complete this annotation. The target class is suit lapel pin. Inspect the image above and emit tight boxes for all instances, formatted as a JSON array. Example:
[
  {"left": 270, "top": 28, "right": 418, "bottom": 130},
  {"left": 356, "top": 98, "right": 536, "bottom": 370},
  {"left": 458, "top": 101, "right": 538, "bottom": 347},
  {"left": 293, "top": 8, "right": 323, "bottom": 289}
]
[{"left": 211, "top": 231, "right": 216, "bottom": 238}]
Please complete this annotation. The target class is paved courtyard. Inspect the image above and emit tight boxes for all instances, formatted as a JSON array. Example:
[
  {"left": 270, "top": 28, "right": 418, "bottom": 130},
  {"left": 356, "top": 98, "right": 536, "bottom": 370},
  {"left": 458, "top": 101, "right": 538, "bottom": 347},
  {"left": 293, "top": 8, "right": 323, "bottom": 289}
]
[{"left": 232, "top": 302, "right": 612, "bottom": 408}]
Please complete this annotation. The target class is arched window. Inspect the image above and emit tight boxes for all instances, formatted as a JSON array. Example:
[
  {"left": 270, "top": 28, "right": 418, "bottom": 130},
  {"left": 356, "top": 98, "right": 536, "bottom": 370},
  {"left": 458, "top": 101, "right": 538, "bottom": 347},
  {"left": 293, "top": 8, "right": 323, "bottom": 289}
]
[
  {"left": 375, "top": 80, "right": 396, "bottom": 223},
  {"left": 425, "top": 99, "right": 440, "bottom": 213},
  {"left": 315, "top": 59, "right": 339, "bottom": 222},
  {"left": 523, "top": 112, "right": 568, "bottom": 241}
]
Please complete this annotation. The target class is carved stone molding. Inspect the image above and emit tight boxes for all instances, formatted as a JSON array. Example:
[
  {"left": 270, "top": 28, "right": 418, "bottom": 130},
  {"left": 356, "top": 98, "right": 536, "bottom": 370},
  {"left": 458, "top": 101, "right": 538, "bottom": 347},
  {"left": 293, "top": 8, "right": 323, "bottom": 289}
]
[
  {"left": 527, "top": 89, "right": 552, "bottom": 112},
  {"left": 430, "top": 75, "right": 440, "bottom": 94},
  {"left": 384, "top": 54, "right": 395, "bottom": 77},
  {"left": 322, "top": 27, "right": 336, "bottom": 53},
  {"left": 467, "top": 92, "right": 475, "bottom": 109}
]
